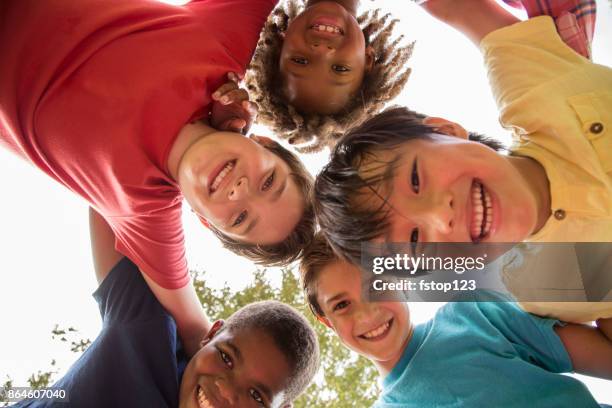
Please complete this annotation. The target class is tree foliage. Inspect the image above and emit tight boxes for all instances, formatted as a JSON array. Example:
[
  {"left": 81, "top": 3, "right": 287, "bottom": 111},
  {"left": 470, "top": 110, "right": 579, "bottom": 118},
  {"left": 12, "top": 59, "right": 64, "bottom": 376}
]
[
  {"left": 194, "top": 268, "right": 380, "bottom": 407},
  {"left": 2, "top": 267, "right": 379, "bottom": 407}
]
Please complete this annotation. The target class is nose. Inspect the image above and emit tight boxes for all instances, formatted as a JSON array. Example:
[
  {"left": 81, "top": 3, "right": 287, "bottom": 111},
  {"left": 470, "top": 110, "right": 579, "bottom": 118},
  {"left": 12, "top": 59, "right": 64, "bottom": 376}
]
[
  {"left": 309, "top": 42, "right": 334, "bottom": 54},
  {"left": 307, "top": 36, "right": 335, "bottom": 52},
  {"left": 355, "top": 302, "right": 380, "bottom": 325},
  {"left": 228, "top": 176, "right": 248, "bottom": 201},
  {"left": 215, "top": 379, "right": 237, "bottom": 405},
  {"left": 419, "top": 193, "right": 454, "bottom": 237}
]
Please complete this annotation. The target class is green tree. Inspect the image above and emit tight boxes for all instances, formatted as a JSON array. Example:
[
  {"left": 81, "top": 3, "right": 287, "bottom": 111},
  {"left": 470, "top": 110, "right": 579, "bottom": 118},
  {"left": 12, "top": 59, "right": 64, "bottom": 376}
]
[
  {"left": 194, "top": 268, "right": 380, "bottom": 407},
  {"left": 2, "top": 267, "right": 380, "bottom": 407}
]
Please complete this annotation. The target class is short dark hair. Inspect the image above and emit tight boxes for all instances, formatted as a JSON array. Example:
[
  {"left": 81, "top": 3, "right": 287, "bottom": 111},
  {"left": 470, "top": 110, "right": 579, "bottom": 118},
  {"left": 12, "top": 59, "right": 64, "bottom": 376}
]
[
  {"left": 299, "top": 233, "right": 339, "bottom": 318},
  {"left": 225, "top": 300, "right": 320, "bottom": 404},
  {"left": 246, "top": 0, "right": 413, "bottom": 153},
  {"left": 314, "top": 106, "right": 506, "bottom": 264},
  {"left": 209, "top": 139, "right": 315, "bottom": 266}
]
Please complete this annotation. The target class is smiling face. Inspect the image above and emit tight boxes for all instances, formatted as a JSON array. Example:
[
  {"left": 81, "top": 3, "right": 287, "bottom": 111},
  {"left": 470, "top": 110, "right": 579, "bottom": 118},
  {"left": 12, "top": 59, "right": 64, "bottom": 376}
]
[
  {"left": 315, "top": 260, "right": 411, "bottom": 373},
  {"left": 366, "top": 133, "right": 542, "bottom": 246},
  {"left": 179, "top": 324, "right": 292, "bottom": 408},
  {"left": 177, "top": 132, "right": 304, "bottom": 245},
  {"left": 279, "top": 1, "right": 374, "bottom": 114}
]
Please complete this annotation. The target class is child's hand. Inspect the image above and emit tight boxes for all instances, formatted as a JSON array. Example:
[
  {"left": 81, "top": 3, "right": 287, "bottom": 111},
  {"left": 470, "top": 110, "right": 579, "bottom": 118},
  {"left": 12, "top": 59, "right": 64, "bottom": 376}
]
[{"left": 210, "top": 72, "right": 258, "bottom": 135}]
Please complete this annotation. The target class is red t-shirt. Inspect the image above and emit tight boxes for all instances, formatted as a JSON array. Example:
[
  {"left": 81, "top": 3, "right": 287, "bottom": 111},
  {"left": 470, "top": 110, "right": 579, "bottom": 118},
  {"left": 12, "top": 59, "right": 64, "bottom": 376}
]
[{"left": 0, "top": 0, "right": 277, "bottom": 289}]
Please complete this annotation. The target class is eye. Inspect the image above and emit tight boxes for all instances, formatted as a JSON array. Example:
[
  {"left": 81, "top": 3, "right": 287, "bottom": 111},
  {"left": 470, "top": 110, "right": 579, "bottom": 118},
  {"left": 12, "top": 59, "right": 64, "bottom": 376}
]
[
  {"left": 262, "top": 171, "right": 275, "bottom": 191},
  {"left": 218, "top": 348, "right": 234, "bottom": 369},
  {"left": 333, "top": 300, "right": 350, "bottom": 312},
  {"left": 411, "top": 158, "right": 420, "bottom": 193},
  {"left": 410, "top": 228, "right": 419, "bottom": 254},
  {"left": 232, "top": 210, "right": 247, "bottom": 227},
  {"left": 332, "top": 64, "right": 350, "bottom": 72},
  {"left": 291, "top": 57, "right": 308, "bottom": 65},
  {"left": 249, "top": 389, "right": 265, "bottom": 407}
]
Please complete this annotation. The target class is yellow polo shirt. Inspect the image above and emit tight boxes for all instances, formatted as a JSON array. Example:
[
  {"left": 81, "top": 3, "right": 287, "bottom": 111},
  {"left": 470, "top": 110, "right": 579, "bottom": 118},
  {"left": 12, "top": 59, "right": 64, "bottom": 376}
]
[{"left": 481, "top": 17, "right": 612, "bottom": 322}]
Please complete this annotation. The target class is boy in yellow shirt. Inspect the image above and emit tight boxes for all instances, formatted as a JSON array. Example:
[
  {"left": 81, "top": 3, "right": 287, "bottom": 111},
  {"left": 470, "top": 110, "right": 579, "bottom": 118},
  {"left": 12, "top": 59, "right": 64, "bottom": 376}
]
[{"left": 313, "top": 0, "right": 612, "bottom": 323}]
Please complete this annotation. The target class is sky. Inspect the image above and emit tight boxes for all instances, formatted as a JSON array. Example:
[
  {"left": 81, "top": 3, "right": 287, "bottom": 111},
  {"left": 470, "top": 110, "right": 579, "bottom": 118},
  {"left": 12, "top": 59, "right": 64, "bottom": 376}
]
[{"left": 1, "top": 0, "right": 611, "bottom": 403}]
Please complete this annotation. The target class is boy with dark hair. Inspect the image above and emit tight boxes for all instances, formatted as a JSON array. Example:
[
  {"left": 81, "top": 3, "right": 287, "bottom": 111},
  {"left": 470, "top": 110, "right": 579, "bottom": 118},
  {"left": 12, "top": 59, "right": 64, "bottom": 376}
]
[
  {"left": 314, "top": 0, "right": 612, "bottom": 323},
  {"left": 246, "top": 0, "right": 413, "bottom": 153},
  {"left": 300, "top": 234, "right": 612, "bottom": 407},
  {"left": 13, "top": 210, "right": 319, "bottom": 408}
]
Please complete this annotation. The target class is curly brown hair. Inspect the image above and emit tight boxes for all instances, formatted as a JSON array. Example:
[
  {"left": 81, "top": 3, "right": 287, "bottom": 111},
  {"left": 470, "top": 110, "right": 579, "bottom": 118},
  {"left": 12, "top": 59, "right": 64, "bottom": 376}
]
[
  {"left": 208, "top": 139, "right": 315, "bottom": 267},
  {"left": 246, "top": 0, "right": 414, "bottom": 153}
]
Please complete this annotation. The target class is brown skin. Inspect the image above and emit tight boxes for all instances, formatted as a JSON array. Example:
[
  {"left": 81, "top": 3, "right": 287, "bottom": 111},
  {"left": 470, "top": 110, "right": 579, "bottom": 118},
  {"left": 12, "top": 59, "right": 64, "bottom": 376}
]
[
  {"left": 179, "top": 321, "right": 293, "bottom": 408},
  {"left": 279, "top": 0, "right": 375, "bottom": 114}
]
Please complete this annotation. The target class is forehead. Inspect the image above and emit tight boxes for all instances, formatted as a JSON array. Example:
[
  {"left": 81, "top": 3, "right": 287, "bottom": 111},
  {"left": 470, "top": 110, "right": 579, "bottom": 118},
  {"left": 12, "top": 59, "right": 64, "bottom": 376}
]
[
  {"left": 217, "top": 328, "right": 292, "bottom": 401},
  {"left": 316, "top": 261, "right": 362, "bottom": 303}
]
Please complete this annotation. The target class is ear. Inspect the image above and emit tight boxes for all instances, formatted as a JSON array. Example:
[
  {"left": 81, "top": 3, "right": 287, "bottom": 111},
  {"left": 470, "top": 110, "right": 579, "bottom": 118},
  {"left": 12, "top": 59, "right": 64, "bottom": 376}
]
[
  {"left": 423, "top": 117, "right": 469, "bottom": 140},
  {"left": 249, "top": 134, "right": 276, "bottom": 147},
  {"left": 315, "top": 314, "right": 333, "bottom": 329},
  {"left": 199, "top": 320, "right": 225, "bottom": 348},
  {"left": 364, "top": 46, "right": 375, "bottom": 73}
]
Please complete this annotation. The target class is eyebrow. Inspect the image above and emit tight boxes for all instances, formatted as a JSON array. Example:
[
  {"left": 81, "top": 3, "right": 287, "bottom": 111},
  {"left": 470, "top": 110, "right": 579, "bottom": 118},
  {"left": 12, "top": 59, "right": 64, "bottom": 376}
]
[
  {"left": 228, "top": 341, "right": 274, "bottom": 404},
  {"left": 271, "top": 177, "right": 287, "bottom": 203},
  {"left": 226, "top": 340, "right": 243, "bottom": 364},
  {"left": 325, "top": 292, "right": 348, "bottom": 306},
  {"left": 253, "top": 381, "right": 273, "bottom": 406},
  {"left": 242, "top": 176, "right": 287, "bottom": 237},
  {"left": 243, "top": 215, "right": 259, "bottom": 237}
]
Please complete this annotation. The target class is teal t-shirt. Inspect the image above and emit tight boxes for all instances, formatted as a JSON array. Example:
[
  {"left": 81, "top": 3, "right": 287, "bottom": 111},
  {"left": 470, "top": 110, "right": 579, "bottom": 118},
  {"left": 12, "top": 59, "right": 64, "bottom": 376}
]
[{"left": 375, "top": 291, "right": 603, "bottom": 408}]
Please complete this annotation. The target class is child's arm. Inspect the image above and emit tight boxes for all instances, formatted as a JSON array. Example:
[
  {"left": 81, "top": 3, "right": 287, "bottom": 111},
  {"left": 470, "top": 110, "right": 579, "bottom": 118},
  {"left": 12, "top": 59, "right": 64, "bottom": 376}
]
[
  {"left": 555, "top": 322, "right": 612, "bottom": 379},
  {"left": 89, "top": 208, "right": 211, "bottom": 357},
  {"left": 597, "top": 318, "right": 612, "bottom": 341},
  {"left": 421, "top": 0, "right": 519, "bottom": 46}
]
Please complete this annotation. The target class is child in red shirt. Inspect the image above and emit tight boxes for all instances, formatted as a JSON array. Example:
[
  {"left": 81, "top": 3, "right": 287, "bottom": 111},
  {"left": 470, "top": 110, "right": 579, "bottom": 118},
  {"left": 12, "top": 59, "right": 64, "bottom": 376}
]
[{"left": 0, "top": 0, "right": 314, "bottom": 354}]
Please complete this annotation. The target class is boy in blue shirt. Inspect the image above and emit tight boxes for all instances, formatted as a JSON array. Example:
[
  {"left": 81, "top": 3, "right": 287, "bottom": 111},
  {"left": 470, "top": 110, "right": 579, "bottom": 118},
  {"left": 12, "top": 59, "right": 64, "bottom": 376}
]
[
  {"left": 12, "top": 210, "right": 319, "bottom": 408},
  {"left": 300, "top": 235, "right": 612, "bottom": 407}
]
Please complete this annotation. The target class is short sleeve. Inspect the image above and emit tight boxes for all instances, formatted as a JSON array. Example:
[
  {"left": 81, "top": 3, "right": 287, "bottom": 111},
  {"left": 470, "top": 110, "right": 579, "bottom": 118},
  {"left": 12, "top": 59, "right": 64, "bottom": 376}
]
[
  {"left": 480, "top": 16, "right": 587, "bottom": 115},
  {"left": 469, "top": 291, "right": 572, "bottom": 373},
  {"left": 109, "top": 203, "right": 189, "bottom": 290},
  {"left": 93, "top": 257, "right": 170, "bottom": 325},
  {"left": 186, "top": 0, "right": 278, "bottom": 72}
]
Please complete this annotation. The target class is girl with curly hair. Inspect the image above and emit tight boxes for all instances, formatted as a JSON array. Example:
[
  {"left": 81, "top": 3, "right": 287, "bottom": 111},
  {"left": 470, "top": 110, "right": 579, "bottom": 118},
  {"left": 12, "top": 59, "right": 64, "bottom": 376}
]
[{"left": 246, "top": 0, "right": 414, "bottom": 153}]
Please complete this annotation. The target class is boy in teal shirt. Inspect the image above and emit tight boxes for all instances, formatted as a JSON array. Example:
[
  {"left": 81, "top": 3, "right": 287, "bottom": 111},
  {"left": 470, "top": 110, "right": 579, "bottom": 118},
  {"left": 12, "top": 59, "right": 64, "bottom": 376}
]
[{"left": 300, "top": 235, "right": 612, "bottom": 407}]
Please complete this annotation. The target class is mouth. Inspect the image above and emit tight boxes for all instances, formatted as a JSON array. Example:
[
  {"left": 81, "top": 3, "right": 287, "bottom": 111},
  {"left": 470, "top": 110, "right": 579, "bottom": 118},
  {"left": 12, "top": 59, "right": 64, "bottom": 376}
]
[
  {"left": 310, "top": 16, "right": 344, "bottom": 35},
  {"left": 209, "top": 160, "right": 236, "bottom": 195},
  {"left": 196, "top": 385, "right": 215, "bottom": 408},
  {"left": 358, "top": 318, "right": 393, "bottom": 341},
  {"left": 469, "top": 180, "right": 493, "bottom": 243},
  {"left": 310, "top": 23, "right": 343, "bottom": 35}
]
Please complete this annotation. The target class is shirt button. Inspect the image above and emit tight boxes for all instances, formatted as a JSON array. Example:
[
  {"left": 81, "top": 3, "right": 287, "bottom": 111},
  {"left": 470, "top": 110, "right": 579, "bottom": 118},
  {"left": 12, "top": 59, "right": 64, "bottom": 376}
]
[
  {"left": 589, "top": 122, "right": 604, "bottom": 134},
  {"left": 554, "top": 209, "right": 566, "bottom": 220}
]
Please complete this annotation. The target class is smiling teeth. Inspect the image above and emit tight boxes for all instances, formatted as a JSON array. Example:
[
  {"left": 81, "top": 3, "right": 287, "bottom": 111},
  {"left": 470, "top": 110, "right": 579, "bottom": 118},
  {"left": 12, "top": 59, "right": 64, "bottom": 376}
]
[
  {"left": 312, "top": 24, "right": 342, "bottom": 34},
  {"left": 362, "top": 321, "right": 390, "bottom": 339},
  {"left": 471, "top": 181, "right": 492, "bottom": 241},
  {"left": 197, "top": 386, "right": 213, "bottom": 408},
  {"left": 211, "top": 161, "right": 234, "bottom": 193}
]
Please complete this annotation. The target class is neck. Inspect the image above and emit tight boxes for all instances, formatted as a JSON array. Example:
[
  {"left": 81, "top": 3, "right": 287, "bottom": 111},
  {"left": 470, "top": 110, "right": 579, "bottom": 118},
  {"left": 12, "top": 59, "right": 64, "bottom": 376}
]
[
  {"left": 508, "top": 155, "right": 551, "bottom": 235},
  {"left": 167, "top": 121, "right": 215, "bottom": 181},
  {"left": 305, "top": 0, "right": 359, "bottom": 16},
  {"left": 373, "top": 323, "right": 414, "bottom": 377}
]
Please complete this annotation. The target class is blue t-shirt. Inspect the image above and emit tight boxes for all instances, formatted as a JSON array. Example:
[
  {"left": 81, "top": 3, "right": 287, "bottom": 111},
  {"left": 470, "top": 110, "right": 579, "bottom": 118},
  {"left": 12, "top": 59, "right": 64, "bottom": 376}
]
[
  {"left": 15, "top": 258, "right": 188, "bottom": 407},
  {"left": 375, "top": 291, "right": 603, "bottom": 408}
]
